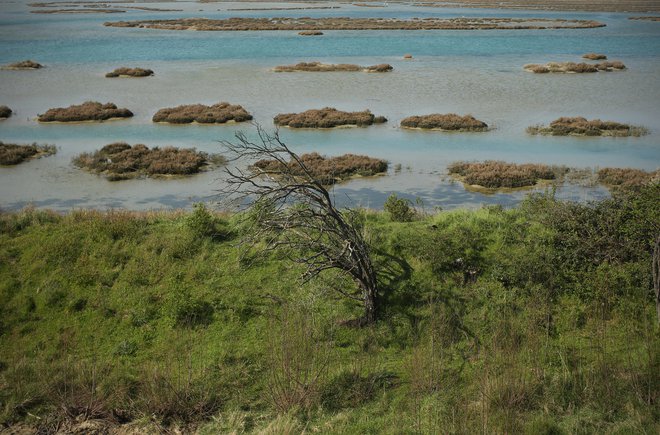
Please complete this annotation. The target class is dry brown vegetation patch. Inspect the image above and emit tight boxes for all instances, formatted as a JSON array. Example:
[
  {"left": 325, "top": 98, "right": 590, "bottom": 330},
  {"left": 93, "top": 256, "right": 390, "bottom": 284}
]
[
  {"left": 629, "top": 16, "right": 660, "bottom": 20},
  {"left": 31, "top": 8, "right": 124, "bottom": 13},
  {"left": 0, "top": 142, "right": 56, "bottom": 165},
  {"left": 582, "top": 53, "right": 607, "bottom": 60},
  {"left": 73, "top": 142, "right": 225, "bottom": 181},
  {"left": 0, "top": 106, "right": 12, "bottom": 119},
  {"left": 38, "top": 101, "right": 133, "bottom": 122},
  {"left": 527, "top": 117, "right": 648, "bottom": 137},
  {"left": 274, "top": 108, "right": 387, "bottom": 128},
  {"left": 401, "top": 113, "right": 488, "bottom": 131},
  {"left": 413, "top": 0, "right": 660, "bottom": 13},
  {"left": 2, "top": 60, "right": 43, "bottom": 70},
  {"left": 524, "top": 60, "right": 625, "bottom": 73},
  {"left": 104, "top": 17, "right": 605, "bottom": 31},
  {"left": 252, "top": 152, "right": 388, "bottom": 185},
  {"left": 105, "top": 67, "right": 154, "bottom": 78},
  {"left": 448, "top": 160, "right": 566, "bottom": 189},
  {"left": 597, "top": 167, "right": 660, "bottom": 189},
  {"left": 152, "top": 103, "right": 252, "bottom": 124},
  {"left": 273, "top": 61, "right": 392, "bottom": 73},
  {"left": 298, "top": 30, "right": 324, "bottom": 35}
]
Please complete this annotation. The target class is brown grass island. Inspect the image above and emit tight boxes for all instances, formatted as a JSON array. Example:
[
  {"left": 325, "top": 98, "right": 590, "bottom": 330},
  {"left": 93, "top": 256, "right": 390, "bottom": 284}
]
[
  {"left": 0, "top": 142, "right": 56, "bottom": 165},
  {"left": 527, "top": 117, "right": 648, "bottom": 137},
  {"left": 152, "top": 103, "right": 252, "bottom": 124},
  {"left": 273, "top": 108, "right": 387, "bottom": 128},
  {"left": 401, "top": 114, "right": 488, "bottom": 131},
  {"left": 2, "top": 60, "right": 43, "bottom": 70},
  {"left": 38, "top": 101, "right": 133, "bottom": 123},
  {"left": 105, "top": 67, "right": 154, "bottom": 78},
  {"left": 73, "top": 142, "right": 225, "bottom": 181},
  {"left": 448, "top": 161, "right": 566, "bottom": 189},
  {"left": 273, "top": 62, "right": 392, "bottom": 73},
  {"left": 524, "top": 61, "right": 625, "bottom": 73}
]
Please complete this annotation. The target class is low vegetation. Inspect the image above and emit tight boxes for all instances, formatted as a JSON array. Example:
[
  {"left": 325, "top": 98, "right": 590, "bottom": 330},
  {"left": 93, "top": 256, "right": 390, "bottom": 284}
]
[
  {"left": 252, "top": 152, "right": 388, "bottom": 184},
  {"left": 401, "top": 113, "right": 488, "bottom": 131},
  {"left": 448, "top": 160, "right": 566, "bottom": 188},
  {"left": 105, "top": 67, "right": 154, "bottom": 78},
  {"left": 0, "top": 142, "right": 56, "bottom": 165},
  {"left": 524, "top": 60, "right": 625, "bottom": 73},
  {"left": 104, "top": 17, "right": 606, "bottom": 31},
  {"left": 298, "top": 30, "right": 324, "bottom": 35},
  {"left": 273, "top": 61, "right": 392, "bottom": 73},
  {"left": 2, "top": 60, "right": 43, "bottom": 70},
  {"left": 597, "top": 167, "right": 659, "bottom": 189},
  {"left": 527, "top": 117, "right": 648, "bottom": 137},
  {"left": 0, "top": 106, "right": 11, "bottom": 119},
  {"left": 582, "top": 52, "right": 607, "bottom": 60},
  {"left": 152, "top": 103, "right": 252, "bottom": 124},
  {"left": 0, "top": 185, "right": 658, "bottom": 433},
  {"left": 274, "top": 108, "right": 387, "bottom": 128},
  {"left": 31, "top": 8, "right": 124, "bottom": 14},
  {"left": 629, "top": 16, "right": 660, "bottom": 20},
  {"left": 38, "top": 101, "right": 133, "bottom": 123},
  {"left": 73, "top": 142, "right": 224, "bottom": 181}
]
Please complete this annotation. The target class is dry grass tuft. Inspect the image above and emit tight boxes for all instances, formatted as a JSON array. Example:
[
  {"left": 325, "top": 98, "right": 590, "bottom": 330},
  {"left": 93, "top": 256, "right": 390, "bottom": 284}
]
[
  {"left": 401, "top": 113, "right": 488, "bottom": 131},
  {"left": 597, "top": 167, "right": 660, "bottom": 189},
  {"left": 73, "top": 142, "right": 225, "bottom": 180},
  {"left": 152, "top": 103, "right": 252, "bottom": 124},
  {"left": 273, "top": 108, "right": 387, "bottom": 128},
  {"left": 582, "top": 53, "right": 607, "bottom": 60},
  {"left": 527, "top": 117, "right": 648, "bottom": 137},
  {"left": 252, "top": 152, "right": 388, "bottom": 184},
  {"left": 273, "top": 61, "right": 392, "bottom": 73},
  {"left": 298, "top": 30, "right": 324, "bottom": 35},
  {"left": 0, "top": 142, "right": 56, "bottom": 165},
  {"left": 38, "top": 101, "right": 133, "bottom": 122},
  {"left": 448, "top": 160, "right": 566, "bottom": 188},
  {"left": 2, "top": 60, "right": 43, "bottom": 70},
  {"left": 524, "top": 60, "right": 625, "bottom": 73},
  {"left": 0, "top": 105, "right": 12, "bottom": 119},
  {"left": 105, "top": 67, "right": 154, "bottom": 78}
]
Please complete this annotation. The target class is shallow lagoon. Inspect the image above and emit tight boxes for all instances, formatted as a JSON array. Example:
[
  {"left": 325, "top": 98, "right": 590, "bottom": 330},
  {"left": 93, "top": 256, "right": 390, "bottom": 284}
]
[{"left": 0, "top": 1, "right": 658, "bottom": 210}]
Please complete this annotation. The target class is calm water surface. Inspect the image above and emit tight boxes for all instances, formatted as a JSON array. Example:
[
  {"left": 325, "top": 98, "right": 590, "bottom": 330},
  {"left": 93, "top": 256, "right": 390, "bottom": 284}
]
[{"left": 0, "top": 1, "right": 658, "bottom": 210}]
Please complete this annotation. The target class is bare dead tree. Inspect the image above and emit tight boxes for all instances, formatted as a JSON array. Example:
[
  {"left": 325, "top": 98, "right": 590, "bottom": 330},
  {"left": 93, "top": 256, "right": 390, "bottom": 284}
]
[{"left": 219, "top": 125, "right": 380, "bottom": 325}]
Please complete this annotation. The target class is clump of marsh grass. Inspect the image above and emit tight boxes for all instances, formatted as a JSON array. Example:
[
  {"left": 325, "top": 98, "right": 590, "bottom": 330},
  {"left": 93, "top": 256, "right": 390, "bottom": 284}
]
[
  {"left": 38, "top": 101, "right": 133, "bottom": 122},
  {"left": 252, "top": 152, "right": 388, "bottom": 184},
  {"left": 582, "top": 53, "right": 607, "bottom": 60},
  {"left": 0, "top": 106, "right": 11, "bottom": 119},
  {"left": 2, "top": 60, "right": 43, "bottom": 70},
  {"left": 527, "top": 117, "right": 648, "bottom": 137},
  {"left": 73, "top": 142, "right": 225, "bottom": 180},
  {"left": 0, "top": 142, "right": 56, "bottom": 165},
  {"left": 273, "top": 61, "right": 392, "bottom": 73},
  {"left": 152, "top": 103, "right": 252, "bottom": 124},
  {"left": 273, "top": 108, "right": 387, "bottom": 128},
  {"left": 401, "top": 113, "right": 488, "bottom": 131},
  {"left": 524, "top": 61, "right": 625, "bottom": 73},
  {"left": 105, "top": 67, "right": 154, "bottom": 78},
  {"left": 298, "top": 30, "right": 323, "bottom": 35},
  {"left": 597, "top": 167, "right": 659, "bottom": 189},
  {"left": 448, "top": 160, "right": 566, "bottom": 189}
]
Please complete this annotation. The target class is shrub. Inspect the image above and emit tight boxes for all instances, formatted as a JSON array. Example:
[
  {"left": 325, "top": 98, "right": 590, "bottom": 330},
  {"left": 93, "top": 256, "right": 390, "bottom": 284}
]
[
  {"left": 2, "top": 60, "right": 43, "bottom": 70},
  {"left": 401, "top": 113, "right": 488, "bottom": 131},
  {"left": 597, "top": 167, "right": 659, "bottom": 189},
  {"left": 73, "top": 142, "right": 224, "bottom": 180},
  {"left": 448, "top": 161, "right": 563, "bottom": 188},
  {"left": 0, "top": 106, "right": 11, "bottom": 119},
  {"left": 384, "top": 193, "right": 416, "bottom": 222},
  {"left": 152, "top": 102, "right": 252, "bottom": 124},
  {"left": 38, "top": 101, "right": 133, "bottom": 122},
  {"left": 186, "top": 203, "right": 230, "bottom": 240},
  {"left": 105, "top": 67, "right": 154, "bottom": 78},
  {"left": 0, "top": 142, "right": 56, "bottom": 165},
  {"left": 252, "top": 152, "right": 388, "bottom": 184},
  {"left": 273, "top": 107, "right": 387, "bottom": 128},
  {"left": 527, "top": 117, "right": 648, "bottom": 137}
]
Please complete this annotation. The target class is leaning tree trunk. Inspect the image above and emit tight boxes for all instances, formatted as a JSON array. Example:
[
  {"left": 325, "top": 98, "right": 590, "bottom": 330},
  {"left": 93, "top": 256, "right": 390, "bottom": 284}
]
[{"left": 653, "top": 235, "right": 660, "bottom": 325}]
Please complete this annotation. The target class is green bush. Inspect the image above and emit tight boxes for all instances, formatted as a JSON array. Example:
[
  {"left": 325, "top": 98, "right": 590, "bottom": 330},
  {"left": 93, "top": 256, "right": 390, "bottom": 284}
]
[{"left": 384, "top": 193, "right": 415, "bottom": 222}]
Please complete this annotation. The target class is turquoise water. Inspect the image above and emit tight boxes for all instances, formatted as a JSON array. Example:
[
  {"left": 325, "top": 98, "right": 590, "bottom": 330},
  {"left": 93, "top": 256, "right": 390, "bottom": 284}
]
[{"left": 0, "top": 1, "right": 658, "bottom": 210}]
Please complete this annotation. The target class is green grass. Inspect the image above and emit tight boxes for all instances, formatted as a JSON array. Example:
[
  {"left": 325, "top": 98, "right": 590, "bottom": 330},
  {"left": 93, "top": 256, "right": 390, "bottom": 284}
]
[{"left": 0, "top": 187, "right": 659, "bottom": 433}]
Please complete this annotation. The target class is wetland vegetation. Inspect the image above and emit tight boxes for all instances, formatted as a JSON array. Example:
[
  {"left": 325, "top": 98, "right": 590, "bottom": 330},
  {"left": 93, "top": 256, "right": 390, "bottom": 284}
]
[
  {"left": 401, "top": 114, "right": 488, "bottom": 131},
  {"left": 527, "top": 117, "right": 648, "bottom": 137},
  {"left": 524, "top": 60, "right": 626, "bottom": 73},
  {"left": 448, "top": 160, "right": 566, "bottom": 189},
  {"left": 37, "top": 101, "right": 133, "bottom": 123},
  {"left": 273, "top": 61, "right": 392, "bottom": 73},
  {"left": 105, "top": 67, "right": 154, "bottom": 78},
  {"left": 0, "top": 106, "right": 12, "bottom": 119},
  {"left": 0, "top": 142, "right": 56, "bottom": 165},
  {"left": 1, "top": 60, "right": 43, "bottom": 70},
  {"left": 273, "top": 108, "right": 387, "bottom": 128},
  {"left": 152, "top": 103, "right": 252, "bottom": 125}
]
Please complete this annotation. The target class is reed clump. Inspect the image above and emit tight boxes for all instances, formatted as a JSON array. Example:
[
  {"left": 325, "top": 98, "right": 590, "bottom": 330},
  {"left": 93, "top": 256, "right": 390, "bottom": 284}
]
[
  {"left": 252, "top": 152, "right": 388, "bottom": 184},
  {"left": 152, "top": 103, "right": 252, "bottom": 124},
  {"left": 527, "top": 117, "right": 648, "bottom": 137},
  {"left": 0, "top": 142, "right": 56, "bottom": 165},
  {"left": 524, "top": 60, "right": 625, "bottom": 73},
  {"left": 38, "top": 101, "right": 133, "bottom": 122},
  {"left": 2, "top": 60, "right": 43, "bottom": 70},
  {"left": 105, "top": 67, "right": 154, "bottom": 78},
  {"left": 273, "top": 61, "right": 392, "bottom": 73},
  {"left": 597, "top": 167, "right": 659, "bottom": 189},
  {"left": 448, "top": 160, "right": 564, "bottom": 188},
  {"left": 0, "top": 106, "right": 12, "bottom": 119},
  {"left": 273, "top": 108, "right": 387, "bottom": 128},
  {"left": 401, "top": 113, "right": 488, "bottom": 131},
  {"left": 582, "top": 53, "right": 607, "bottom": 60},
  {"left": 298, "top": 30, "right": 324, "bottom": 35},
  {"left": 73, "top": 142, "right": 224, "bottom": 181}
]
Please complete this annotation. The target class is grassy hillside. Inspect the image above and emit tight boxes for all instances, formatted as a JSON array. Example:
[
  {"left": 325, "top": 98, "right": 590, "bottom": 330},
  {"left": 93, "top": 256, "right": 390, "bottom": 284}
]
[{"left": 0, "top": 186, "right": 658, "bottom": 434}]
